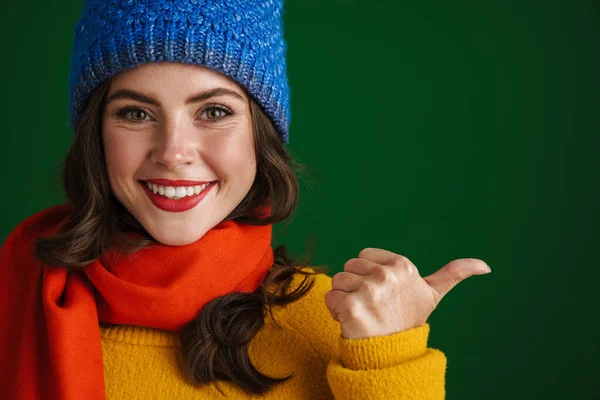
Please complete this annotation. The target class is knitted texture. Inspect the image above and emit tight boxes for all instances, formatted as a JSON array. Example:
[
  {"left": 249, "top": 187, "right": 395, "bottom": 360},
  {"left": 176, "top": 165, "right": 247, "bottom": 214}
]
[
  {"left": 98, "top": 270, "right": 448, "bottom": 399},
  {"left": 68, "top": 0, "right": 291, "bottom": 144}
]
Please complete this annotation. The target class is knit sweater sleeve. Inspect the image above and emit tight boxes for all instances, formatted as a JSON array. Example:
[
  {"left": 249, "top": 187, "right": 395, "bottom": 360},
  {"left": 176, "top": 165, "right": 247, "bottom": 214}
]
[
  {"left": 284, "top": 268, "right": 447, "bottom": 399},
  {"left": 326, "top": 323, "right": 446, "bottom": 399}
]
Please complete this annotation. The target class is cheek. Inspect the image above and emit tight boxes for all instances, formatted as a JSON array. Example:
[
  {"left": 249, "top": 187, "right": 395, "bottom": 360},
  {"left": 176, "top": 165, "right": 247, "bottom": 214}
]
[
  {"left": 204, "top": 128, "right": 256, "bottom": 180},
  {"left": 102, "top": 130, "right": 146, "bottom": 180},
  {"left": 229, "top": 141, "right": 256, "bottom": 172},
  {"left": 225, "top": 137, "right": 256, "bottom": 181}
]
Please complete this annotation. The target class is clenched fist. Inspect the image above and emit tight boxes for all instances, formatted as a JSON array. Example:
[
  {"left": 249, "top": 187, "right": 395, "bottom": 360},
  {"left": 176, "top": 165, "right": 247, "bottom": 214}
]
[{"left": 324, "top": 248, "right": 491, "bottom": 339}]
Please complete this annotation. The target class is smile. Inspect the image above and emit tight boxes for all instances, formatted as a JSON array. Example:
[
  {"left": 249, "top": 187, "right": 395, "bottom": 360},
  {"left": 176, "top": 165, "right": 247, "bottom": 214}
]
[
  {"left": 140, "top": 180, "right": 218, "bottom": 213},
  {"left": 144, "top": 181, "right": 212, "bottom": 200}
]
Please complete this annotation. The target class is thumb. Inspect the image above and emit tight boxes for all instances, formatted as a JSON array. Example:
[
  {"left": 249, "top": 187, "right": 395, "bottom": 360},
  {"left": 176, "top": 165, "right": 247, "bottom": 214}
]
[{"left": 423, "top": 258, "right": 491, "bottom": 306}]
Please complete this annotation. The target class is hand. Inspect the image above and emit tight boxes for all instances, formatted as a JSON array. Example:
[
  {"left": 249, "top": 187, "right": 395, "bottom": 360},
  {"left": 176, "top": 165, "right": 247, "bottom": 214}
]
[{"left": 324, "top": 248, "right": 491, "bottom": 339}]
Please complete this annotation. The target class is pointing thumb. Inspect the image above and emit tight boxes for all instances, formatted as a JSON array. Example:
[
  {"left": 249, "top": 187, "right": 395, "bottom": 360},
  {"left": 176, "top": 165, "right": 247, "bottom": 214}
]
[{"left": 423, "top": 258, "right": 491, "bottom": 306}]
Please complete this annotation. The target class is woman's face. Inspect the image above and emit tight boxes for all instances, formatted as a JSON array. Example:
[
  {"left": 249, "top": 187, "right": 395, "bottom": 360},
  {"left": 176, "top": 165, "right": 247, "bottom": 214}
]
[{"left": 102, "top": 62, "right": 256, "bottom": 246}]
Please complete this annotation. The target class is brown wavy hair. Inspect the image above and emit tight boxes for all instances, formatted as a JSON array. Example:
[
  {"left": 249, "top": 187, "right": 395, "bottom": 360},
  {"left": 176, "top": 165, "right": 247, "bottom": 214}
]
[{"left": 34, "top": 76, "right": 329, "bottom": 397}]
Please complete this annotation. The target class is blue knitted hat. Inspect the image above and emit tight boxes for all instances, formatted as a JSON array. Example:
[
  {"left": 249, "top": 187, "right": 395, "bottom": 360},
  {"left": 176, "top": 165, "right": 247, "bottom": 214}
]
[{"left": 68, "top": 0, "right": 291, "bottom": 144}]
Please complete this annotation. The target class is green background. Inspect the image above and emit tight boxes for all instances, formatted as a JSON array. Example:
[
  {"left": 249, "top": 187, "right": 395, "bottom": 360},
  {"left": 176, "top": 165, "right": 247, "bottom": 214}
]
[{"left": 1, "top": 1, "right": 598, "bottom": 398}]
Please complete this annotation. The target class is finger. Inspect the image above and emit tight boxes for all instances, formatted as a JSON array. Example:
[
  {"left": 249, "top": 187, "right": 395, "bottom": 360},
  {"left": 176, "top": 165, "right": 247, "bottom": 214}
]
[
  {"left": 423, "top": 258, "right": 491, "bottom": 304},
  {"left": 324, "top": 289, "right": 350, "bottom": 321},
  {"left": 357, "top": 248, "right": 419, "bottom": 276},
  {"left": 343, "top": 257, "right": 379, "bottom": 276},
  {"left": 331, "top": 271, "right": 364, "bottom": 293},
  {"left": 357, "top": 247, "right": 401, "bottom": 266}
]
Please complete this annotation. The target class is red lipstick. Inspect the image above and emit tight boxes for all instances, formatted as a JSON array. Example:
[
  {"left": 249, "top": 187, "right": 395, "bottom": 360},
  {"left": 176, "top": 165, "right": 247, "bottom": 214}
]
[
  {"left": 144, "top": 178, "right": 214, "bottom": 186},
  {"left": 140, "top": 180, "right": 217, "bottom": 213}
]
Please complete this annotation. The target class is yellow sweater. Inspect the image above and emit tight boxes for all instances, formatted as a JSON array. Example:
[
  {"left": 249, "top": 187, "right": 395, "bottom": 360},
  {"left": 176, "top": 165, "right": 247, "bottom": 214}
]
[{"left": 100, "top": 269, "right": 447, "bottom": 399}]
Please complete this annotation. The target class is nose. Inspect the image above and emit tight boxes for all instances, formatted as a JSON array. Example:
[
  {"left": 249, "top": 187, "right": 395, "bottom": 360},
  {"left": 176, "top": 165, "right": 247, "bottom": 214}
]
[{"left": 150, "top": 118, "right": 199, "bottom": 169}]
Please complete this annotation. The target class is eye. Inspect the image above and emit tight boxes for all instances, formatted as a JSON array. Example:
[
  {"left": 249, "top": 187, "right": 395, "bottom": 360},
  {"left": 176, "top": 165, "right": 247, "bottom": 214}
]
[
  {"left": 128, "top": 109, "right": 148, "bottom": 121},
  {"left": 114, "top": 106, "right": 151, "bottom": 122},
  {"left": 201, "top": 104, "right": 233, "bottom": 121}
]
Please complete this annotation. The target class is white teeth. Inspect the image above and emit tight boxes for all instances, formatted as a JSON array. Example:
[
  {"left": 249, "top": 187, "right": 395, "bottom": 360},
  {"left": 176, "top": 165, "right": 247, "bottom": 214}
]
[
  {"left": 165, "top": 187, "right": 176, "bottom": 197},
  {"left": 175, "top": 187, "right": 187, "bottom": 197},
  {"left": 145, "top": 181, "right": 213, "bottom": 200}
]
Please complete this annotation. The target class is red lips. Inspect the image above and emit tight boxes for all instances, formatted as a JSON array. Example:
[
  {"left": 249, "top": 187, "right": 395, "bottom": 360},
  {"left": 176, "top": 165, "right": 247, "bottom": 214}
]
[
  {"left": 142, "top": 179, "right": 215, "bottom": 186},
  {"left": 140, "top": 181, "right": 217, "bottom": 212}
]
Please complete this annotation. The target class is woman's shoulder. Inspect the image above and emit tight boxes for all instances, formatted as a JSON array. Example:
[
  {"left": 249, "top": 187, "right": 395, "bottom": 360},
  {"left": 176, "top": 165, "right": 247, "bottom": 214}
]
[
  {"left": 271, "top": 267, "right": 340, "bottom": 363},
  {"left": 1, "top": 204, "right": 73, "bottom": 263},
  {"left": 287, "top": 266, "right": 334, "bottom": 312},
  {"left": 3, "top": 204, "right": 72, "bottom": 243},
  {"left": 291, "top": 266, "right": 333, "bottom": 302}
]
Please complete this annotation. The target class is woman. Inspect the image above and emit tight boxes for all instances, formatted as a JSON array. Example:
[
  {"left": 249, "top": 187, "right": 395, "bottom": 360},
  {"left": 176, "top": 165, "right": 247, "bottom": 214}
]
[{"left": 0, "top": 0, "right": 490, "bottom": 399}]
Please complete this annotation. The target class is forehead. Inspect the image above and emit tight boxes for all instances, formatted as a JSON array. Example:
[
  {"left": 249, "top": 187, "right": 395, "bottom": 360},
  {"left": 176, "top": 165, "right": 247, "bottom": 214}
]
[{"left": 108, "top": 62, "right": 246, "bottom": 98}]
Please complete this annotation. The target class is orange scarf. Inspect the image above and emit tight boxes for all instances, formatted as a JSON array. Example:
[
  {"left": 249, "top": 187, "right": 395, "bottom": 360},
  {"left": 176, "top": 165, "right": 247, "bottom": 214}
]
[{"left": 0, "top": 204, "right": 274, "bottom": 399}]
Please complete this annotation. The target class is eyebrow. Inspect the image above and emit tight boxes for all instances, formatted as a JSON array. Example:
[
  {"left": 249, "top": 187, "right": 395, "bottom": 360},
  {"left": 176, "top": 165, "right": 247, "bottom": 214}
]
[{"left": 104, "top": 87, "right": 245, "bottom": 107}]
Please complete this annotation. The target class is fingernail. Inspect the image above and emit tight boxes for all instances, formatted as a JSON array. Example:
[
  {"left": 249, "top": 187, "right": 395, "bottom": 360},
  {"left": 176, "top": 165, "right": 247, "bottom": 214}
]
[{"left": 484, "top": 264, "right": 492, "bottom": 273}]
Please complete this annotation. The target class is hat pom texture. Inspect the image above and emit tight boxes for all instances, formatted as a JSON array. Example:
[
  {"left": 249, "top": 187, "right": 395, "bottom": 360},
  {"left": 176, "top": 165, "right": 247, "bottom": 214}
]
[{"left": 69, "top": 0, "right": 291, "bottom": 144}]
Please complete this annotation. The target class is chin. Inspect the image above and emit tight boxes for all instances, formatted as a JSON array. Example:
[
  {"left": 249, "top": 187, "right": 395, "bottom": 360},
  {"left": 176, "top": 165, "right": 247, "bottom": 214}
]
[{"left": 146, "top": 225, "right": 210, "bottom": 246}]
